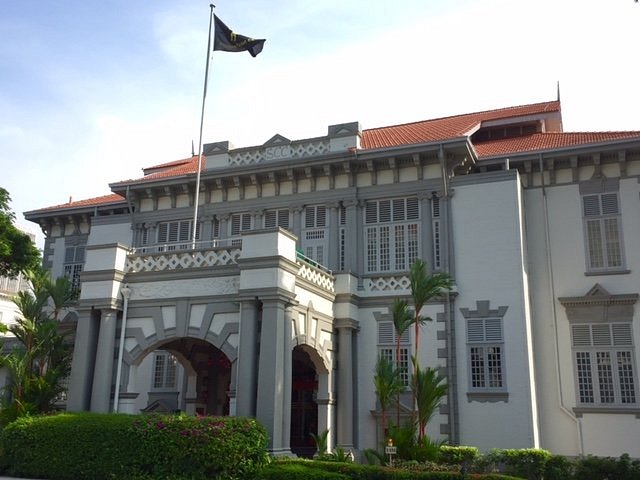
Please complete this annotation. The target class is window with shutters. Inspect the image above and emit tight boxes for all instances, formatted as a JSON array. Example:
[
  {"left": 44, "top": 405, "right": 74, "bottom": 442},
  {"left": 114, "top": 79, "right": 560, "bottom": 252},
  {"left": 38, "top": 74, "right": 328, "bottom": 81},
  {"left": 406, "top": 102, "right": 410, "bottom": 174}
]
[
  {"left": 302, "top": 205, "right": 327, "bottom": 266},
  {"left": 157, "top": 220, "right": 200, "bottom": 251},
  {"left": 466, "top": 318, "right": 506, "bottom": 392},
  {"left": 378, "top": 320, "right": 411, "bottom": 387},
  {"left": 152, "top": 351, "right": 178, "bottom": 390},
  {"left": 64, "top": 244, "right": 85, "bottom": 292},
  {"left": 230, "top": 213, "right": 253, "bottom": 246},
  {"left": 365, "top": 197, "right": 420, "bottom": 273},
  {"left": 571, "top": 323, "right": 637, "bottom": 407},
  {"left": 263, "top": 209, "right": 290, "bottom": 230},
  {"left": 582, "top": 193, "right": 625, "bottom": 272},
  {"left": 431, "top": 196, "right": 441, "bottom": 270}
]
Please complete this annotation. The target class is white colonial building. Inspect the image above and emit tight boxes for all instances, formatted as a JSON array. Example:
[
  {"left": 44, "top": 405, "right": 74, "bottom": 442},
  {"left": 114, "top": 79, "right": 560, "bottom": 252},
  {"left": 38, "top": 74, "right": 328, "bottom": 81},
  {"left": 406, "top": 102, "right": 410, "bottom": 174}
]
[{"left": 24, "top": 98, "right": 640, "bottom": 457}]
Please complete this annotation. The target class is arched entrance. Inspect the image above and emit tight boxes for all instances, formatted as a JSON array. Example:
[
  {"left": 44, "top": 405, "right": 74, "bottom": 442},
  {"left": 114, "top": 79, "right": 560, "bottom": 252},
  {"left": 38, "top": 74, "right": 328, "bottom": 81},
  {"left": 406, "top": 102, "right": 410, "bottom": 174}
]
[
  {"left": 144, "top": 338, "right": 231, "bottom": 416},
  {"left": 290, "top": 346, "right": 318, "bottom": 457}
]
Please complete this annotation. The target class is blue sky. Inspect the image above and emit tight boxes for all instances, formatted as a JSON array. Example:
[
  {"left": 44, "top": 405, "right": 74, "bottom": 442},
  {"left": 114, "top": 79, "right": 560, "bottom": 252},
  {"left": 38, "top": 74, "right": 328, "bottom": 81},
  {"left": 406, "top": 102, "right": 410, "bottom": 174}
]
[{"left": 2, "top": 0, "right": 639, "bottom": 247}]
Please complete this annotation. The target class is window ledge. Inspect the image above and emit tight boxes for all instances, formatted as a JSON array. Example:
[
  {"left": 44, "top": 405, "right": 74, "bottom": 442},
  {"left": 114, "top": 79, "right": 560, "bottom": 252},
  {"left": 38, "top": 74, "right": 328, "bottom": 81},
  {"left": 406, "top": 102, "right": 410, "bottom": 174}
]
[
  {"left": 573, "top": 406, "right": 640, "bottom": 418},
  {"left": 584, "top": 269, "right": 630, "bottom": 277},
  {"left": 466, "top": 392, "right": 509, "bottom": 403}
]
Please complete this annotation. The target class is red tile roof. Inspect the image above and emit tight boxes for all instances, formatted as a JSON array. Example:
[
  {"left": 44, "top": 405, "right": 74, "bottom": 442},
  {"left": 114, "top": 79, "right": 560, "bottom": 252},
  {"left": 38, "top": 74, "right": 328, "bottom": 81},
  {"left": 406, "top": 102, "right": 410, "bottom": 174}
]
[
  {"left": 115, "top": 155, "right": 202, "bottom": 185},
  {"left": 475, "top": 132, "right": 640, "bottom": 158},
  {"left": 29, "top": 100, "right": 640, "bottom": 214},
  {"left": 360, "top": 100, "right": 561, "bottom": 150},
  {"left": 142, "top": 156, "right": 197, "bottom": 175},
  {"left": 26, "top": 193, "right": 126, "bottom": 214}
]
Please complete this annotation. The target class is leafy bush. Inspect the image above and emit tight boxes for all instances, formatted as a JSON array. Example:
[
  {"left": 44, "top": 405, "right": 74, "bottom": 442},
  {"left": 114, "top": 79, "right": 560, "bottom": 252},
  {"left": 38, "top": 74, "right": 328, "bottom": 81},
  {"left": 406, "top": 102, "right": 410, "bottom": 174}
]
[
  {"left": 266, "top": 459, "right": 521, "bottom": 480},
  {"left": 0, "top": 412, "right": 269, "bottom": 480},
  {"left": 500, "top": 448, "right": 551, "bottom": 480},
  {"left": 573, "top": 453, "right": 640, "bottom": 480},
  {"left": 438, "top": 445, "right": 479, "bottom": 466},
  {"left": 543, "top": 454, "right": 573, "bottom": 480}
]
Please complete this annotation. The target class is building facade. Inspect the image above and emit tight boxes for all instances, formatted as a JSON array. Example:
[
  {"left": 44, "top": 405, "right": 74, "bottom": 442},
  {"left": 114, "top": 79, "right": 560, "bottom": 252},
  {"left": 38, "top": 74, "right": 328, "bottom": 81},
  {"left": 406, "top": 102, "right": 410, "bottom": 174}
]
[{"left": 25, "top": 99, "right": 640, "bottom": 457}]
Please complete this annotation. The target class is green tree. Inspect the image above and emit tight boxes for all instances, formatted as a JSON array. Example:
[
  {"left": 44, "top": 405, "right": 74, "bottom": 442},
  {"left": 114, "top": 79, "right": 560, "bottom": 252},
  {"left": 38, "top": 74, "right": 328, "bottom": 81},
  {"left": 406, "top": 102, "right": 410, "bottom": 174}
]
[
  {"left": 408, "top": 259, "right": 452, "bottom": 425},
  {"left": 0, "top": 187, "right": 40, "bottom": 277},
  {"left": 373, "top": 355, "right": 404, "bottom": 439},
  {"left": 413, "top": 363, "right": 447, "bottom": 442},
  {"left": 0, "top": 268, "right": 73, "bottom": 425},
  {"left": 391, "top": 298, "right": 412, "bottom": 426}
]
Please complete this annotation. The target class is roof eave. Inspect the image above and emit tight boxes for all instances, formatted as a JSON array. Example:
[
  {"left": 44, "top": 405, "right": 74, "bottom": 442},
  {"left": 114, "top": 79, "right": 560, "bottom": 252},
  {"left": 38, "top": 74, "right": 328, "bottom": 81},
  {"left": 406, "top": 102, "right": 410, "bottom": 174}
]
[{"left": 478, "top": 137, "right": 640, "bottom": 162}]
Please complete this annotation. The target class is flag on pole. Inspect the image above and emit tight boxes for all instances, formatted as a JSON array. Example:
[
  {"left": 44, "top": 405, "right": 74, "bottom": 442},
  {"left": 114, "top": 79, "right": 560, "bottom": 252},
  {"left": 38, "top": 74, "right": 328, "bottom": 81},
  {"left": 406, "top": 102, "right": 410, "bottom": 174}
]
[{"left": 213, "top": 15, "right": 266, "bottom": 57}]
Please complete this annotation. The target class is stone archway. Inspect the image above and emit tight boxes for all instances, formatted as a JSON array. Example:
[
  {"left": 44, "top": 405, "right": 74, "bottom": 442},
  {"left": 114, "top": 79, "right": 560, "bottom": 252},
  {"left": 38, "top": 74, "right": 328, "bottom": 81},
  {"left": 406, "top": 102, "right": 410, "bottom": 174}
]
[
  {"left": 123, "top": 336, "right": 234, "bottom": 416},
  {"left": 160, "top": 338, "right": 232, "bottom": 416}
]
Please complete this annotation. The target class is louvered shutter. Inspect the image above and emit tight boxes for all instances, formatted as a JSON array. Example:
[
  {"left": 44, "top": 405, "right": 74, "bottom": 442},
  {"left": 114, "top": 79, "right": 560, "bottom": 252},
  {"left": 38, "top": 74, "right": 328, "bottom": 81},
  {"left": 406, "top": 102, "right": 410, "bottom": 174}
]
[
  {"left": 571, "top": 324, "right": 592, "bottom": 347},
  {"left": 484, "top": 319, "right": 503, "bottom": 342},
  {"left": 601, "top": 193, "right": 619, "bottom": 215},
  {"left": 264, "top": 211, "right": 276, "bottom": 228},
  {"left": 612, "top": 324, "right": 633, "bottom": 346},
  {"left": 583, "top": 195, "right": 600, "bottom": 216},
  {"left": 592, "top": 324, "right": 612, "bottom": 346},
  {"left": 467, "top": 319, "right": 485, "bottom": 343},
  {"left": 378, "top": 321, "right": 394, "bottom": 345}
]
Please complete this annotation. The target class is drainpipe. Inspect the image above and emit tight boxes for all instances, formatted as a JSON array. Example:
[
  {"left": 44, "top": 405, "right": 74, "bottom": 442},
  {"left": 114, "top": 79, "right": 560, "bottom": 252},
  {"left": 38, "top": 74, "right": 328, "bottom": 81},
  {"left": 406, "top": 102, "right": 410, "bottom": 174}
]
[
  {"left": 114, "top": 284, "right": 132, "bottom": 412},
  {"left": 538, "top": 154, "right": 583, "bottom": 455}
]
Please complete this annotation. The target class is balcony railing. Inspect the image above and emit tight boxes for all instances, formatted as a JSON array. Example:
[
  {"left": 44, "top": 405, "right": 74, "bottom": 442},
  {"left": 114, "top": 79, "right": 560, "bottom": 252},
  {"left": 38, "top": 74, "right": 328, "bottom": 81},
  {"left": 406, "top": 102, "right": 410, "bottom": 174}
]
[
  {"left": 126, "top": 240, "right": 241, "bottom": 273},
  {"left": 125, "top": 239, "right": 335, "bottom": 294}
]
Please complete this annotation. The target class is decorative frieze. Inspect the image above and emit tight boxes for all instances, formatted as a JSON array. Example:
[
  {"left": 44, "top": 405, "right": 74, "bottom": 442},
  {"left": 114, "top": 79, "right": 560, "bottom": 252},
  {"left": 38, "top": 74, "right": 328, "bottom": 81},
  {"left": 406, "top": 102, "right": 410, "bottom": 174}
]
[
  {"left": 364, "top": 275, "right": 411, "bottom": 292},
  {"left": 125, "top": 247, "right": 241, "bottom": 273}
]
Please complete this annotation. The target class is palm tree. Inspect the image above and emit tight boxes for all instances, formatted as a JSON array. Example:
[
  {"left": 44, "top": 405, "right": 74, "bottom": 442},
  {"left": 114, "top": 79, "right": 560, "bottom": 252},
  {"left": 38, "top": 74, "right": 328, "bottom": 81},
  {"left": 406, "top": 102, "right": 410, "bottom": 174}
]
[
  {"left": 46, "top": 275, "right": 77, "bottom": 321},
  {"left": 391, "top": 298, "right": 412, "bottom": 426},
  {"left": 373, "top": 355, "right": 404, "bottom": 439},
  {"left": 0, "top": 270, "right": 73, "bottom": 425},
  {"left": 408, "top": 259, "right": 452, "bottom": 426},
  {"left": 413, "top": 363, "right": 447, "bottom": 442}
]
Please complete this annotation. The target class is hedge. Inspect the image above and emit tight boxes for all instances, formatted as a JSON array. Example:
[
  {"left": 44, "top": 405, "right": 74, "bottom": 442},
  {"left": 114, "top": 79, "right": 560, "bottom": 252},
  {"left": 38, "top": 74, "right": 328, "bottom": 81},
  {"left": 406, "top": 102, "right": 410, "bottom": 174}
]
[
  {"left": 0, "top": 412, "right": 269, "bottom": 480},
  {"left": 257, "top": 459, "right": 523, "bottom": 480}
]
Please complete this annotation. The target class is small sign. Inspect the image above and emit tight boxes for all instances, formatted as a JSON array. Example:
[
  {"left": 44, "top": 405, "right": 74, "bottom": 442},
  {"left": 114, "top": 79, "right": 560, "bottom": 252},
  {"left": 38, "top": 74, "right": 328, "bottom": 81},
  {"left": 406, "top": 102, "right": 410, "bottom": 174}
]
[{"left": 385, "top": 446, "right": 397, "bottom": 455}]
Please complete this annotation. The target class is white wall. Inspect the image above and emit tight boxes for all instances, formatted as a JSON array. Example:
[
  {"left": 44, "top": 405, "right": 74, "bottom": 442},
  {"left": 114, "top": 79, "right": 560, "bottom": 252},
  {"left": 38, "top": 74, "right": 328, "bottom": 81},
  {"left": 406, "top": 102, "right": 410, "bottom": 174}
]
[
  {"left": 525, "top": 173, "right": 640, "bottom": 458},
  {"left": 451, "top": 173, "right": 539, "bottom": 451}
]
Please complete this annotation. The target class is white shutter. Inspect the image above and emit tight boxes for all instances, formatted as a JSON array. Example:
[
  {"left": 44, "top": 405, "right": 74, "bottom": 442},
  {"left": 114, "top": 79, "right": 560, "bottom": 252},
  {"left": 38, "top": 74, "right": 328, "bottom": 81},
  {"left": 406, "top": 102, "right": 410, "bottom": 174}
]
[
  {"left": 592, "top": 324, "right": 612, "bottom": 346},
  {"left": 431, "top": 196, "right": 440, "bottom": 218},
  {"left": 365, "top": 202, "right": 377, "bottom": 224},
  {"left": 583, "top": 195, "right": 600, "bottom": 216},
  {"left": 406, "top": 197, "right": 419, "bottom": 220},
  {"left": 379, "top": 200, "right": 391, "bottom": 222},
  {"left": 484, "top": 319, "right": 503, "bottom": 342},
  {"left": 241, "top": 213, "right": 252, "bottom": 231},
  {"left": 264, "top": 210, "right": 276, "bottom": 228},
  {"left": 601, "top": 193, "right": 619, "bottom": 215},
  {"left": 378, "top": 321, "right": 394, "bottom": 345},
  {"left": 277, "top": 210, "right": 290, "bottom": 228},
  {"left": 305, "top": 206, "right": 315, "bottom": 228},
  {"left": 316, "top": 206, "right": 326, "bottom": 227},
  {"left": 231, "top": 215, "right": 241, "bottom": 235},
  {"left": 467, "top": 319, "right": 485, "bottom": 343},
  {"left": 572, "top": 324, "right": 592, "bottom": 347},
  {"left": 612, "top": 324, "right": 633, "bottom": 346},
  {"left": 392, "top": 198, "right": 405, "bottom": 221}
]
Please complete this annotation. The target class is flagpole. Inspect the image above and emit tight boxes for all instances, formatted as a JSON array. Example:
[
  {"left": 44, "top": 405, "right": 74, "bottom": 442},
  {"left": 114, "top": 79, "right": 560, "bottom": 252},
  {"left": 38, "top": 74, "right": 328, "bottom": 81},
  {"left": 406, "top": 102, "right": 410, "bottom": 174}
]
[{"left": 192, "top": 4, "right": 216, "bottom": 247}]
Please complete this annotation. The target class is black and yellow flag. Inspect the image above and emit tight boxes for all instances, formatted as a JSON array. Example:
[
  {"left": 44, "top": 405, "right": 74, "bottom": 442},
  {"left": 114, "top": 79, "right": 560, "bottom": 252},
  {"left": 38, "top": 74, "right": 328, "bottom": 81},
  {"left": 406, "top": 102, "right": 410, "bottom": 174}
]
[{"left": 213, "top": 15, "right": 265, "bottom": 57}]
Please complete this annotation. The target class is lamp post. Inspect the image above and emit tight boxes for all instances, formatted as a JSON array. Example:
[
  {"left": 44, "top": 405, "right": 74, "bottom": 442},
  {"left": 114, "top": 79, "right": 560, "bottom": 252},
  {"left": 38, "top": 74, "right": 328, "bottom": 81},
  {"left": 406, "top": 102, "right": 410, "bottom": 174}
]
[{"left": 113, "top": 284, "right": 132, "bottom": 412}]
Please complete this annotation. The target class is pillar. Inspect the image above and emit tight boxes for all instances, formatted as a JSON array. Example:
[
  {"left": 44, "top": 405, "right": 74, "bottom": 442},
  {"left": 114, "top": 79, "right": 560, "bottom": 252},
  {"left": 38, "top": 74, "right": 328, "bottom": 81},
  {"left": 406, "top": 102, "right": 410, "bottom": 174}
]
[
  {"left": 336, "top": 318, "right": 357, "bottom": 448},
  {"left": 90, "top": 308, "right": 118, "bottom": 412},
  {"left": 235, "top": 299, "right": 259, "bottom": 417},
  {"left": 256, "top": 298, "right": 292, "bottom": 455},
  {"left": 67, "top": 307, "right": 99, "bottom": 411}
]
